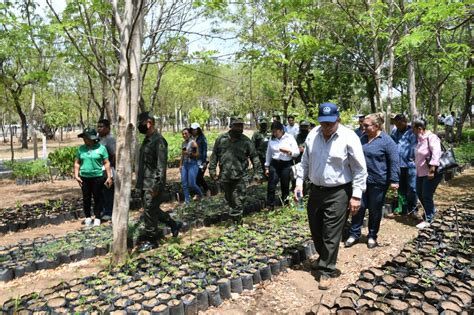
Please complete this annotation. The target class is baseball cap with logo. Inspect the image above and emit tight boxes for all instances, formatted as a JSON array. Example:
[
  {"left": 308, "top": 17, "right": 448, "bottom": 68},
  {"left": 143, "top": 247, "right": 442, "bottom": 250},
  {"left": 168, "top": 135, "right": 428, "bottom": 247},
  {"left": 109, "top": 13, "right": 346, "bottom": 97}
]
[
  {"left": 318, "top": 103, "right": 340, "bottom": 123},
  {"left": 190, "top": 122, "right": 200, "bottom": 129},
  {"left": 78, "top": 127, "right": 99, "bottom": 141}
]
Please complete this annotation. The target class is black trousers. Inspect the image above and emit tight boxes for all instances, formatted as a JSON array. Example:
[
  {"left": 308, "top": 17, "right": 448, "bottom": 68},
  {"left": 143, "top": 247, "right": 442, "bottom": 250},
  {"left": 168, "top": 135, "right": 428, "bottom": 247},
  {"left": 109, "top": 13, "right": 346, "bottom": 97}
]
[
  {"left": 81, "top": 176, "right": 105, "bottom": 218},
  {"left": 196, "top": 167, "right": 209, "bottom": 193},
  {"left": 267, "top": 159, "right": 293, "bottom": 207},
  {"left": 307, "top": 183, "right": 352, "bottom": 277}
]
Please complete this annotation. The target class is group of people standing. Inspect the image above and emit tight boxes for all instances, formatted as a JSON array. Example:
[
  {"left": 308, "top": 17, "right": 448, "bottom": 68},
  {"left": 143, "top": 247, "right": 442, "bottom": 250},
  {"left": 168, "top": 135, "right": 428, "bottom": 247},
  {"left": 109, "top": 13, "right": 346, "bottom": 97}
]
[
  {"left": 73, "top": 104, "right": 445, "bottom": 287},
  {"left": 294, "top": 103, "right": 444, "bottom": 290},
  {"left": 74, "top": 119, "right": 116, "bottom": 227}
]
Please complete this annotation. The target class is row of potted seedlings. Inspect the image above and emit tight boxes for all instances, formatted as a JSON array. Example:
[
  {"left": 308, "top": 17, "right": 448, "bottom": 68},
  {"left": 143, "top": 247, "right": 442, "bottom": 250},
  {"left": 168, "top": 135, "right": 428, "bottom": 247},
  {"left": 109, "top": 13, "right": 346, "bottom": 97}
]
[
  {"left": 0, "top": 225, "right": 112, "bottom": 283},
  {"left": 2, "top": 208, "right": 313, "bottom": 314},
  {"left": 327, "top": 195, "right": 473, "bottom": 315},
  {"left": 0, "top": 178, "right": 222, "bottom": 235},
  {"left": 0, "top": 198, "right": 84, "bottom": 235},
  {"left": 0, "top": 185, "right": 270, "bottom": 283}
]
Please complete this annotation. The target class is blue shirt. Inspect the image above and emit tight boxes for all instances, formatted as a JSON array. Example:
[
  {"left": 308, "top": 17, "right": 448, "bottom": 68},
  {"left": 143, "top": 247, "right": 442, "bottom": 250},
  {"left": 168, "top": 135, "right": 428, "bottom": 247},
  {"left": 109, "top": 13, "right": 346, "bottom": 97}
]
[
  {"left": 355, "top": 127, "right": 364, "bottom": 138},
  {"left": 361, "top": 132, "right": 399, "bottom": 185},
  {"left": 195, "top": 134, "right": 207, "bottom": 164},
  {"left": 391, "top": 126, "right": 417, "bottom": 168}
]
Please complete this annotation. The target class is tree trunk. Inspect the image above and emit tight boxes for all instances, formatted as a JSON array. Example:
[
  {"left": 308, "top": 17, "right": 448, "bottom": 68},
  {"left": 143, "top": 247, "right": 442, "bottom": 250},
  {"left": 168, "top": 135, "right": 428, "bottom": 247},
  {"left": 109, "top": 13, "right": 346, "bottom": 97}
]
[
  {"left": 407, "top": 54, "right": 417, "bottom": 120},
  {"left": 364, "top": 76, "right": 377, "bottom": 113},
  {"left": 433, "top": 89, "right": 440, "bottom": 133},
  {"left": 386, "top": 41, "right": 395, "bottom": 133},
  {"left": 112, "top": 0, "right": 145, "bottom": 265},
  {"left": 12, "top": 92, "right": 28, "bottom": 150},
  {"left": 456, "top": 57, "right": 473, "bottom": 142}
]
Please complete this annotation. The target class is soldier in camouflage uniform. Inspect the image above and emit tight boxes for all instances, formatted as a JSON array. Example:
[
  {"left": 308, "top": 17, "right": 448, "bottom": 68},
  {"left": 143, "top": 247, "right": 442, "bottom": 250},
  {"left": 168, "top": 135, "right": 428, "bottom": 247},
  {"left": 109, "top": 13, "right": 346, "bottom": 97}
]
[
  {"left": 209, "top": 117, "right": 263, "bottom": 217},
  {"left": 251, "top": 117, "right": 271, "bottom": 178},
  {"left": 136, "top": 112, "right": 182, "bottom": 248},
  {"left": 294, "top": 120, "right": 311, "bottom": 194}
]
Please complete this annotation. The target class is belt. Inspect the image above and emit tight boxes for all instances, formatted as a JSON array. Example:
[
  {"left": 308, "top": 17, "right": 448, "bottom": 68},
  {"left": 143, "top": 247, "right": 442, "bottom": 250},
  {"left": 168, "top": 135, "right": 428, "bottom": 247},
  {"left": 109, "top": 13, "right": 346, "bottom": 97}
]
[{"left": 311, "top": 182, "right": 351, "bottom": 191}]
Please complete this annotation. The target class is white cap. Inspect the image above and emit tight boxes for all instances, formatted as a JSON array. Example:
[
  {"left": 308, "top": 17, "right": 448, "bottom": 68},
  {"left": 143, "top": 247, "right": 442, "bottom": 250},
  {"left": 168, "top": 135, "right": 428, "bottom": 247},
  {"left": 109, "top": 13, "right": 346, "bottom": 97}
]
[{"left": 190, "top": 122, "right": 200, "bottom": 129}]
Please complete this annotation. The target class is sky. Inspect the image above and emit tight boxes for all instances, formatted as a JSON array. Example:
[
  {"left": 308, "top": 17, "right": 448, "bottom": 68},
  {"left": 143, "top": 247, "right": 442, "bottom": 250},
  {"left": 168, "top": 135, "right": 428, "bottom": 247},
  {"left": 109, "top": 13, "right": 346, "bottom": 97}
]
[{"left": 36, "top": 0, "right": 239, "bottom": 58}]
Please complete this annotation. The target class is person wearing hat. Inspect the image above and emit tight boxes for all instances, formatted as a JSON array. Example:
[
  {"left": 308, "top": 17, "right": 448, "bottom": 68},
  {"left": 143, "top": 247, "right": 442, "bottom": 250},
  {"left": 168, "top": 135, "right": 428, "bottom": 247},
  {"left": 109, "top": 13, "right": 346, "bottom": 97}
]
[
  {"left": 136, "top": 112, "right": 183, "bottom": 248},
  {"left": 209, "top": 117, "right": 263, "bottom": 217},
  {"left": 74, "top": 128, "right": 113, "bottom": 227},
  {"left": 190, "top": 122, "right": 210, "bottom": 197},
  {"left": 179, "top": 127, "right": 204, "bottom": 203},
  {"left": 251, "top": 117, "right": 271, "bottom": 178},
  {"left": 295, "top": 120, "right": 310, "bottom": 163},
  {"left": 294, "top": 102, "right": 367, "bottom": 290},
  {"left": 354, "top": 115, "right": 365, "bottom": 138},
  {"left": 391, "top": 114, "right": 418, "bottom": 217}
]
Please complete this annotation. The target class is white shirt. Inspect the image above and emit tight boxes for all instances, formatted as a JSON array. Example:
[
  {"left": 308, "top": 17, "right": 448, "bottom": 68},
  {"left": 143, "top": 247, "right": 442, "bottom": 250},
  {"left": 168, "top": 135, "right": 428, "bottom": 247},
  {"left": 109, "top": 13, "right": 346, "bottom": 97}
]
[
  {"left": 265, "top": 133, "right": 300, "bottom": 167},
  {"left": 296, "top": 125, "right": 367, "bottom": 198},
  {"left": 285, "top": 124, "right": 299, "bottom": 138},
  {"left": 444, "top": 115, "right": 454, "bottom": 127}
]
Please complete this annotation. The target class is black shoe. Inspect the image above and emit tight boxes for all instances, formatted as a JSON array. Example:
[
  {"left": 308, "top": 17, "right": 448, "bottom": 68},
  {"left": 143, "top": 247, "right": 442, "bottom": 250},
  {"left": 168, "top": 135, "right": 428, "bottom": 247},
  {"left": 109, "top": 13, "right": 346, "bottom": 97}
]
[
  {"left": 367, "top": 238, "right": 378, "bottom": 249},
  {"left": 344, "top": 236, "right": 358, "bottom": 248},
  {"left": 170, "top": 221, "right": 183, "bottom": 238}
]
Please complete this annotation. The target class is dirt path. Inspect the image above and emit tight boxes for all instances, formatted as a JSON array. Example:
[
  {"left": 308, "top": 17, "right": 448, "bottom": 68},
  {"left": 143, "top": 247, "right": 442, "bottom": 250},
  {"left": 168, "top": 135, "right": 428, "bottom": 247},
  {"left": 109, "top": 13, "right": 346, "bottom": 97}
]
[{"left": 203, "top": 168, "right": 474, "bottom": 315}]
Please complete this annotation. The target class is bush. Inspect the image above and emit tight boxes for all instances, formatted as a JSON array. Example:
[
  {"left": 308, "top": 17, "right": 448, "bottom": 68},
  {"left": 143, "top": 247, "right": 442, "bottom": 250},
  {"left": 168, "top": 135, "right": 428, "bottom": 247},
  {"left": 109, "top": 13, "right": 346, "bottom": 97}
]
[
  {"left": 5, "top": 160, "right": 49, "bottom": 181},
  {"left": 48, "top": 146, "right": 77, "bottom": 177}
]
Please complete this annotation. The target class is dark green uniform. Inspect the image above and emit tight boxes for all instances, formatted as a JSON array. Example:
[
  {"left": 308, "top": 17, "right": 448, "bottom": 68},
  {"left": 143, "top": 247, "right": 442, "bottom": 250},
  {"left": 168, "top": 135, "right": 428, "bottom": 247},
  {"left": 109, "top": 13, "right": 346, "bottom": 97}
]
[
  {"left": 209, "top": 131, "right": 262, "bottom": 215},
  {"left": 136, "top": 130, "right": 171, "bottom": 239},
  {"left": 251, "top": 129, "right": 271, "bottom": 175}
]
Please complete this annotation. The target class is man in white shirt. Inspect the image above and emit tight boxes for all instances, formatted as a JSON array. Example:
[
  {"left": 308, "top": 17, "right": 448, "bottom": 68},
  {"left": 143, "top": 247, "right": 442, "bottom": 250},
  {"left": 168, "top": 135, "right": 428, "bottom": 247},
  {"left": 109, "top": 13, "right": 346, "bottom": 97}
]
[
  {"left": 294, "top": 102, "right": 367, "bottom": 290},
  {"left": 285, "top": 115, "right": 299, "bottom": 138},
  {"left": 443, "top": 111, "right": 455, "bottom": 143}
]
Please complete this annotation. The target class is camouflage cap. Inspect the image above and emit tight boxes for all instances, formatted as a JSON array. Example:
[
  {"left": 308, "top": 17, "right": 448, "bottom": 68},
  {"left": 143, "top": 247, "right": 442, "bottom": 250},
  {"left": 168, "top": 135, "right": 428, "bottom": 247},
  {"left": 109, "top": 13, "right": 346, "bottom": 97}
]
[
  {"left": 230, "top": 117, "right": 245, "bottom": 125},
  {"left": 300, "top": 120, "right": 310, "bottom": 126},
  {"left": 258, "top": 117, "right": 269, "bottom": 124},
  {"left": 138, "top": 111, "right": 155, "bottom": 123}
]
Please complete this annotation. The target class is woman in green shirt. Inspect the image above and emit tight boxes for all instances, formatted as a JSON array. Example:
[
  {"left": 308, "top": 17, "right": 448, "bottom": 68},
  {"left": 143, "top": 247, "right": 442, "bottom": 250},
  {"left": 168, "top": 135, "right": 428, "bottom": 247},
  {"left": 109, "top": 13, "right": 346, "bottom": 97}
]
[{"left": 74, "top": 128, "right": 113, "bottom": 226}]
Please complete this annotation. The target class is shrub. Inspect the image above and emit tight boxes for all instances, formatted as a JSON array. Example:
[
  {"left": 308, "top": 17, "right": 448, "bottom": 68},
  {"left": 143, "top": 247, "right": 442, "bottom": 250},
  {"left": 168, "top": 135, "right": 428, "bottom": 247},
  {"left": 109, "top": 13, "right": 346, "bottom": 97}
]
[
  {"left": 5, "top": 160, "right": 49, "bottom": 181},
  {"left": 48, "top": 146, "right": 77, "bottom": 177}
]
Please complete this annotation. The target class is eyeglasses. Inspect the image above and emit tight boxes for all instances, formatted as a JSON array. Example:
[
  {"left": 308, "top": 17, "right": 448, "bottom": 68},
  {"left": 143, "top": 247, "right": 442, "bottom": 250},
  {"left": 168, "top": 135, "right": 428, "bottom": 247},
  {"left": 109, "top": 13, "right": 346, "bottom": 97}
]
[{"left": 363, "top": 124, "right": 374, "bottom": 128}]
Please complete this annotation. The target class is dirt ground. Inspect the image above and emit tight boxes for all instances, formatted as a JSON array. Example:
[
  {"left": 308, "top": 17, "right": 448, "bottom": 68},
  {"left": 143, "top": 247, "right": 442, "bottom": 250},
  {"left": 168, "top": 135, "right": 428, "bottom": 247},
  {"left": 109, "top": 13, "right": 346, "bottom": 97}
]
[{"left": 0, "top": 168, "right": 472, "bottom": 312}]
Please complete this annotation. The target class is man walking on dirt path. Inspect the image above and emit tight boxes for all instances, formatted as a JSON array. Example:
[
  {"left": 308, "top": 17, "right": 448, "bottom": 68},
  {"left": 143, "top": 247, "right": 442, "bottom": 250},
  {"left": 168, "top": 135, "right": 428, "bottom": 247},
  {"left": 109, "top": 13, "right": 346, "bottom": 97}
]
[
  {"left": 251, "top": 117, "right": 271, "bottom": 179},
  {"left": 136, "top": 112, "right": 183, "bottom": 250},
  {"left": 209, "top": 117, "right": 263, "bottom": 219},
  {"left": 97, "top": 119, "right": 116, "bottom": 222},
  {"left": 443, "top": 111, "right": 455, "bottom": 143},
  {"left": 391, "top": 114, "right": 418, "bottom": 218},
  {"left": 294, "top": 103, "right": 367, "bottom": 290}
]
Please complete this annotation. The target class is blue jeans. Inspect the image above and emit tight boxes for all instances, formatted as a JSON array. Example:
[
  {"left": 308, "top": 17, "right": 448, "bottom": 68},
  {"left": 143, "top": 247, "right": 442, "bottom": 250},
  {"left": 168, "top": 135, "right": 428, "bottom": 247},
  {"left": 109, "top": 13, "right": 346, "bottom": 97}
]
[
  {"left": 399, "top": 167, "right": 417, "bottom": 214},
  {"left": 181, "top": 160, "right": 203, "bottom": 203},
  {"left": 349, "top": 184, "right": 388, "bottom": 240},
  {"left": 416, "top": 174, "right": 442, "bottom": 222}
]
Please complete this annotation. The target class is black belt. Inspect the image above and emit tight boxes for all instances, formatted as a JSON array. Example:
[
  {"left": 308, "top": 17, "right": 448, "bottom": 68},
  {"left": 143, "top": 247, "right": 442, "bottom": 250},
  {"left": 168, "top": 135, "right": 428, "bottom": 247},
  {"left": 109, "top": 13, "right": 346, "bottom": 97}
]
[
  {"left": 270, "top": 159, "right": 293, "bottom": 165},
  {"left": 311, "top": 182, "right": 351, "bottom": 191}
]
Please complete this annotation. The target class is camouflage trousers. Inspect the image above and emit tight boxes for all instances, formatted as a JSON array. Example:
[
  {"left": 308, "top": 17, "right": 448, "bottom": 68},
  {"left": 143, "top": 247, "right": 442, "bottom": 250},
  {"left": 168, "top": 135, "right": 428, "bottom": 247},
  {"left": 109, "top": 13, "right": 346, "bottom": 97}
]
[
  {"left": 141, "top": 190, "right": 171, "bottom": 240},
  {"left": 222, "top": 180, "right": 247, "bottom": 216}
]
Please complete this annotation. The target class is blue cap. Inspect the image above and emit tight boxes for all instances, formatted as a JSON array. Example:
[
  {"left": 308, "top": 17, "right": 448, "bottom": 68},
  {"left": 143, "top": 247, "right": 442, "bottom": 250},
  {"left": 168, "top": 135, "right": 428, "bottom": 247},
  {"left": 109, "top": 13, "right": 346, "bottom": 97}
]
[{"left": 318, "top": 103, "right": 340, "bottom": 123}]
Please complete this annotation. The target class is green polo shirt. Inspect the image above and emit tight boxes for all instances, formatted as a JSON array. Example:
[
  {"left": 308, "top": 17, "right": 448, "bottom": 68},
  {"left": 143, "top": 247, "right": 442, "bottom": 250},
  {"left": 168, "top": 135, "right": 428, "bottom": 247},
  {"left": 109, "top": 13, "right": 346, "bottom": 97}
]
[{"left": 76, "top": 143, "right": 109, "bottom": 178}]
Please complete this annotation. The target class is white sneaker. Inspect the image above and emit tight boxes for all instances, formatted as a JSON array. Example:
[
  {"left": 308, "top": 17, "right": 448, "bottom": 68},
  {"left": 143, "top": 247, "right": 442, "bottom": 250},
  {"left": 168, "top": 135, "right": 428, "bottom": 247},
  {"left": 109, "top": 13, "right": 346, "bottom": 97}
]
[
  {"left": 416, "top": 221, "right": 430, "bottom": 229},
  {"left": 84, "top": 217, "right": 92, "bottom": 226},
  {"left": 93, "top": 219, "right": 101, "bottom": 226}
]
